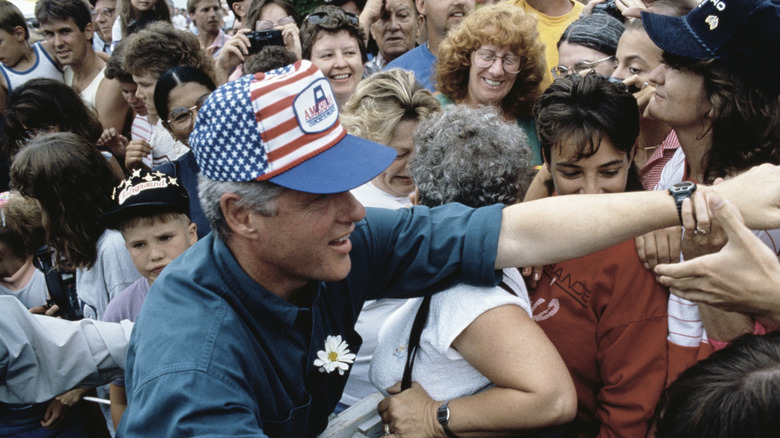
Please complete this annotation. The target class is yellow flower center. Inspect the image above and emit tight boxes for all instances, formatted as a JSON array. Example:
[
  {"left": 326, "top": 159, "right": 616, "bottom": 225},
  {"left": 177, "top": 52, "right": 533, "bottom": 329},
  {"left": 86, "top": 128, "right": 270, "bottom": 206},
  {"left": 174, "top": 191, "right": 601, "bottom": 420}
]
[{"left": 328, "top": 351, "right": 339, "bottom": 361}]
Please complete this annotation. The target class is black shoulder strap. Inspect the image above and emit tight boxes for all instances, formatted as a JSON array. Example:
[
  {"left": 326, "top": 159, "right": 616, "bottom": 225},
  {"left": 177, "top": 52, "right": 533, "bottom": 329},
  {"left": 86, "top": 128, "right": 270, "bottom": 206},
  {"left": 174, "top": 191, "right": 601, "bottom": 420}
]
[{"left": 401, "top": 295, "right": 432, "bottom": 391}]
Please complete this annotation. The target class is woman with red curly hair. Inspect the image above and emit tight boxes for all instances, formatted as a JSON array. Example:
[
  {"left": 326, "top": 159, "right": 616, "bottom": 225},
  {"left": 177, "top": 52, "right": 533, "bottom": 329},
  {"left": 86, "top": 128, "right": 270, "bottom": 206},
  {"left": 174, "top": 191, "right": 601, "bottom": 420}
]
[{"left": 435, "top": 2, "right": 546, "bottom": 165}]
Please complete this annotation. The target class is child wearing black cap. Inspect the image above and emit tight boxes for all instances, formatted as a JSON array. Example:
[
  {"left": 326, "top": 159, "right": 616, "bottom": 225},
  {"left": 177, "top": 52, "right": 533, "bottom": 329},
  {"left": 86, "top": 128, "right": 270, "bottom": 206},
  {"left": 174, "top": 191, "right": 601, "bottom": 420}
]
[{"left": 101, "top": 169, "right": 197, "bottom": 429}]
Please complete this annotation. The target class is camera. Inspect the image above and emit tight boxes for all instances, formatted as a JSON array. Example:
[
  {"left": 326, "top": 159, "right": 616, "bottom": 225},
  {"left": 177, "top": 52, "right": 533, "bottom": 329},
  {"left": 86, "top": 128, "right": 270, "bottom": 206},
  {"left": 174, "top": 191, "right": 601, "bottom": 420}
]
[
  {"left": 593, "top": 0, "right": 624, "bottom": 21},
  {"left": 33, "top": 245, "right": 83, "bottom": 321},
  {"left": 247, "top": 30, "right": 284, "bottom": 55}
]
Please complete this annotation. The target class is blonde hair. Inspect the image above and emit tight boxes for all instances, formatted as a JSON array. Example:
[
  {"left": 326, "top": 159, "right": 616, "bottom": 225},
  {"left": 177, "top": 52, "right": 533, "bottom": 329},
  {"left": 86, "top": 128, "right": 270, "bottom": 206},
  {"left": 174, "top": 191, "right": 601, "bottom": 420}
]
[
  {"left": 435, "top": 3, "right": 546, "bottom": 118},
  {"left": 340, "top": 69, "right": 440, "bottom": 146}
]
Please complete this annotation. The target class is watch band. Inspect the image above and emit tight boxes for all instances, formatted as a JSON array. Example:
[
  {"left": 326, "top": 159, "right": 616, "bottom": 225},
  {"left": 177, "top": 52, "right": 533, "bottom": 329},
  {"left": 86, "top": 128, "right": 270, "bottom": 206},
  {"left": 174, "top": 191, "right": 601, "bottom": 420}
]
[
  {"left": 667, "top": 181, "right": 697, "bottom": 224},
  {"left": 437, "top": 400, "right": 458, "bottom": 438}
]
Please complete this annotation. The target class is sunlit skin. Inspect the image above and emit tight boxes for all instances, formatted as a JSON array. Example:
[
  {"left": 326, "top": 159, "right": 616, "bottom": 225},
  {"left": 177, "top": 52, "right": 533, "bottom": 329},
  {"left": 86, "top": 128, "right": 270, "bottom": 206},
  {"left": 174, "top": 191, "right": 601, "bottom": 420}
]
[
  {"left": 131, "top": 71, "right": 158, "bottom": 118},
  {"left": 371, "top": 119, "right": 417, "bottom": 197},
  {"left": 548, "top": 136, "right": 633, "bottom": 195},
  {"left": 239, "top": 190, "right": 365, "bottom": 296},
  {"left": 162, "top": 81, "right": 213, "bottom": 145},
  {"left": 464, "top": 43, "right": 518, "bottom": 108},
  {"left": 612, "top": 28, "right": 663, "bottom": 82},
  {"left": 122, "top": 217, "right": 197, "bottom": 284},
  {"left": 557, "top": 41, "right": 616, "bottom": 77},
  {"left": 646, "top": 63, "right": 710, "bottom": 132},
  {"left": 310, "top": 30, "right": 363, "bottom": 106},
  {"left": 370, "top": 0, "right": 422, "bottom": 63},
  {"left": 40, "top": 18, "right": 93, "bottom": 67},
  {"left": 418, "top": 0, "right": 475, "bottom": 40}
]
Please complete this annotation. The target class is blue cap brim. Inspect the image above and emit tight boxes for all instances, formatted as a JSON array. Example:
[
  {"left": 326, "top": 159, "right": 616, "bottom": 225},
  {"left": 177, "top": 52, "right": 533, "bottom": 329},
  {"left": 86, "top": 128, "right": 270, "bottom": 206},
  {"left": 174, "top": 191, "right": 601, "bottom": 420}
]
[
  {"left": 642, "top": 11, "right": 715, "bottom": 60},
  {"left": 268, "top": 134, "right": 397, "bottom": 194}
]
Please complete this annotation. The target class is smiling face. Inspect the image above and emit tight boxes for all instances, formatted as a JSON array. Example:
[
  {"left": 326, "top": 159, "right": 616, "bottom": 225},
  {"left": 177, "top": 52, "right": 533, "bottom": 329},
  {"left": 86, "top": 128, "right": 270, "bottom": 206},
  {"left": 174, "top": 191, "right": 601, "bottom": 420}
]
[
  {"left": 464, "top": 43, "right": 518, "bottom": 108},
  {"left": 371, "top": 119, "right": 416, "bottom": 197},
  {"left": 548, "top": 135, "right": 632, "bottom": 195},
  {"left": 646, "top": 62, "right": 709, "bottom": 131},
  {"left": 122, "top": 215, "right": 197, "bottom": 284},
  {"left": 370, "top": 0, "right": 422, "bottom": 63},
  {"left": 417, "top": 0, "right": 474, "bottom": 39},
  {"left": 612, "top": 28, "right": 663, "bottom": 82},
  {"left": 310, "top": 29, "right": 363, "bottom": 106},
  {"left": 249, "top": 189, "right": 366, "bottom": 292},
  {"left": 163, "top": 81, "right": 213, "bottom": 145},
  {"left": 40, "top": 18, "right": 93, "bottom": 67}
]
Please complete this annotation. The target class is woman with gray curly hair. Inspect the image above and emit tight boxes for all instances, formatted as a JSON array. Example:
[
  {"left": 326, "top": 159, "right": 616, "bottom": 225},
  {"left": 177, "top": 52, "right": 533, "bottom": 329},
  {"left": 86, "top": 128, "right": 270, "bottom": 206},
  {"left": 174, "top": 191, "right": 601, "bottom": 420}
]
[
  {"left": 336, "top": 68, "right": 440, "bottom": 411},
  {"left": 369, "top": 105, "right": 576, "bottom": 437}
]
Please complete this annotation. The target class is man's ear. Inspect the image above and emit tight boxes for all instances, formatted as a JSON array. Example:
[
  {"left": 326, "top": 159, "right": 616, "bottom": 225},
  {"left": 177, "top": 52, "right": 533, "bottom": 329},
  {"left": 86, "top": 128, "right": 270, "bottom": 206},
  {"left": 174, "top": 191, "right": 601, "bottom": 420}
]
[
  {"left": 84, "top": 22, "right": 94, "bottom": 40},
  {"left": 220, "top": 193, "right": 259, "bottom": 239},
  {"left": 415, "top": 0, "right": 426, "bottom": 16},
  {"left": 414, "top": 13, "right": 424, "bottom": 39}
]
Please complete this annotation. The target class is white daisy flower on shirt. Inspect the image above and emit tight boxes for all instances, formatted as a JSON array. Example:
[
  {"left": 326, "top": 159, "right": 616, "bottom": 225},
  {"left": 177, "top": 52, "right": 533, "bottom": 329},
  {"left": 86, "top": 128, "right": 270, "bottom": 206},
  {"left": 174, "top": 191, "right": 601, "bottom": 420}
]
[{"left": 314, "top": 335, "right": 356, "bottom": 375}]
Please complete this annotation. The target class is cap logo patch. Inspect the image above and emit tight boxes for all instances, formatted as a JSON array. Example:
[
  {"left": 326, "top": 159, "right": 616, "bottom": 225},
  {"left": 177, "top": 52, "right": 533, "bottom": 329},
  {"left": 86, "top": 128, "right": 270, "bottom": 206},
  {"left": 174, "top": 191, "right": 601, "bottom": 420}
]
[
  {"left": 293, "top": 78, "right": 338, "bottom": 134},
  {"left": 112, "top": 170, "right": 179, "bottom": 205},
  {"left": 706, "top": 15, "right": 720, "bottom": 29},
  {"left": 702, "top": 0, "right": 726, "bottom": 11}
]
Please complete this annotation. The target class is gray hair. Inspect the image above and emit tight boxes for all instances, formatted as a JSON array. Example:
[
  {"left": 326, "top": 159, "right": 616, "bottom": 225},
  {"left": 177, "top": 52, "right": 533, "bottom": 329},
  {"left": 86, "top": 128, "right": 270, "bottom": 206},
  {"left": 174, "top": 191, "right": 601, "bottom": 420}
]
[
  {"left": 410, "top": 105, "right": 534, "bottom": 208},
  {"left": 197, "top": 174, "right": 285, "bottom": 242}
]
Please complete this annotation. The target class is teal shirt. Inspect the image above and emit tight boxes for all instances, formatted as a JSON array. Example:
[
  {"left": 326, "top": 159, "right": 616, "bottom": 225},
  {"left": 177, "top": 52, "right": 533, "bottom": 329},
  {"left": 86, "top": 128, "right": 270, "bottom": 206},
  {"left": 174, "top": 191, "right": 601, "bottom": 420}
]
[{"left": 436, "top": 94, "right": 542, "bottom": 167}]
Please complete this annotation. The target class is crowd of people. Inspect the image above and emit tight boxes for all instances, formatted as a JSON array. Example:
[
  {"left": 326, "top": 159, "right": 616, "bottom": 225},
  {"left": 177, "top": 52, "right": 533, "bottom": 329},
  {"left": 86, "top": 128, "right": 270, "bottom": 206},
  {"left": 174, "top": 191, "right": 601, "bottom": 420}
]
[{"left": 0, "top": 0, "right": 779, "bottom": 437}]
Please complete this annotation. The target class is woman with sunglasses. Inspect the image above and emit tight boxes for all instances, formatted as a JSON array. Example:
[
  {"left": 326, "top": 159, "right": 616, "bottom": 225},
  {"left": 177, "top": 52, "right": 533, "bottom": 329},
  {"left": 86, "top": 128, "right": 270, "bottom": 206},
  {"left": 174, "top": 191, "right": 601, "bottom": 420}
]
[
  {"left": 553, "top": 13, "right": 624, "bottom": 81},
  {"left": 434, "top": 3, "right": 546, "bottom": 166},
  {"left": 300, "top": 5, "right": 366, "bottom": 107}
]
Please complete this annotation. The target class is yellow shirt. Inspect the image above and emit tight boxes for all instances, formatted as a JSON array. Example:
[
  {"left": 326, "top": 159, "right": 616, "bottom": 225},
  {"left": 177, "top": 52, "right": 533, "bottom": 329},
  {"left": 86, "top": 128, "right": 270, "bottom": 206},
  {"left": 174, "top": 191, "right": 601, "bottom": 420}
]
[{"left": 510, "top": 0, "right": 585, "bottom": 88}]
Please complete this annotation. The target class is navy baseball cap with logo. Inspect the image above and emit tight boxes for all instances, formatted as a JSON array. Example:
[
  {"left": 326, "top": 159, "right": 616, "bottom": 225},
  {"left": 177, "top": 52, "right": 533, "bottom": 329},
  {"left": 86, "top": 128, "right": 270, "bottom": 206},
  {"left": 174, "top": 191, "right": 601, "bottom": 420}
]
[
  {"left": 102, "top": 170, "right": 190, "bottom": 229},
  {"left": 189, "top": 60, "right": 397, "bottom": 194},
  {"left": 642, "top": 0, "right": 780, "bottom": 94}
]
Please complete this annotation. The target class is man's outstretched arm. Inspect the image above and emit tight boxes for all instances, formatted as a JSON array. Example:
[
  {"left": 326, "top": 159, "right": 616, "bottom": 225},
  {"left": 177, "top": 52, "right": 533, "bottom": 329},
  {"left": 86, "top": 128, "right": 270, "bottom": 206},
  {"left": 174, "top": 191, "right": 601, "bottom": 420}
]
[{"left": 0, "top": 296, "right": 132, "bottom": 404}]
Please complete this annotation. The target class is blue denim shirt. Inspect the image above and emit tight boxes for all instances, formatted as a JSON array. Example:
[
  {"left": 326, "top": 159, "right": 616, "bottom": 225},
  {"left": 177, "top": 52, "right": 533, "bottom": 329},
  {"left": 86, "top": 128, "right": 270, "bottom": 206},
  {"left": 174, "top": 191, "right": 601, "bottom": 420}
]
[{"left": 116, "top": 203, "right": 503, "bottom": 437}]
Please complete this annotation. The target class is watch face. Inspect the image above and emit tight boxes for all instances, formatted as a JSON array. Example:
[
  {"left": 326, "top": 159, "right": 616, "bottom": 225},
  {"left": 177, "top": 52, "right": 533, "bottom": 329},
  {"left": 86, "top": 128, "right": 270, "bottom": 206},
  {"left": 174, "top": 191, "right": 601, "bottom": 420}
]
[{"left": 670, "top": 181, "right": 695, "bottom": 194}]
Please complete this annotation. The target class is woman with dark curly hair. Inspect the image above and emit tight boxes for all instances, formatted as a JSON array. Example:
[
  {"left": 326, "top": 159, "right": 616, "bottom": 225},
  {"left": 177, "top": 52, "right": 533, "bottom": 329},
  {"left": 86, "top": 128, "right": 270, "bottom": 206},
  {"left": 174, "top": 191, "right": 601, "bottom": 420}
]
[
  {"left": 300, "top": 5, "right": 367, "bottom": 107},
  {"left": 435, "top": 2, "right": 546, "bottom": 165},
  {"left": 637, "top": 0, "right": 780, "bottom": 380}
]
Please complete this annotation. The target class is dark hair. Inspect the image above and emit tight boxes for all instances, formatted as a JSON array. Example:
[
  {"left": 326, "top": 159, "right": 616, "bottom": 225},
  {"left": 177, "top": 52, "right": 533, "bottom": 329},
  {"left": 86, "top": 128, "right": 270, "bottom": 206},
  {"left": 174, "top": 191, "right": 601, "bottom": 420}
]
[
  {"left": 104, "top": 41, "right": 133, "bottom": 83},
  {"left": 655, "top": 332, "right": 780, "bottom": 438},
  {"left": 10, "top": 132, "right": 121, "bottom": 270},
  {"left": 662, "top": 52, "right": 780, "bottom": 184},
  {"left": 0, "top": 1, "right": 29, "bottom": 40},
  {"left": 2, "top": 79, "right": 103, "bottom": 157},
  {"left": 154, "top": 66, "right": 216, "bottom": 122},
  {"left": 245, "top": 0, "right": 299, "bottom": 31},
  {"left": 118, "top": 0, "right": 172, "bottom": 36},
  {"left": 558, "top": 13, "right": 624, "bottom": 57},
  {"left": 243, "top": 45, "right": 298, "bottom": 74},
  {"left": 35, "top": 0, "right": 93, "bottom": 31},
  {"left": 535, "top": 74, "right": 642, "bottom": 191},
  {"left": 300, "top": 5, "right": 367, "bottom": 63}
]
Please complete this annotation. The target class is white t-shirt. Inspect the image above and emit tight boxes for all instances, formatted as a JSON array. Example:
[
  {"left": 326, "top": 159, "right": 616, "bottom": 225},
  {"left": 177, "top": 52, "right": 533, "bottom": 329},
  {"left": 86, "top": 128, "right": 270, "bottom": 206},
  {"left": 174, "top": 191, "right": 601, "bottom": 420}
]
[
  {"left": 339, "top": 181, "right": 412, "bottom": 407},
  {"left": 369, "top": 269, "right": 531, "bottom": 400}
]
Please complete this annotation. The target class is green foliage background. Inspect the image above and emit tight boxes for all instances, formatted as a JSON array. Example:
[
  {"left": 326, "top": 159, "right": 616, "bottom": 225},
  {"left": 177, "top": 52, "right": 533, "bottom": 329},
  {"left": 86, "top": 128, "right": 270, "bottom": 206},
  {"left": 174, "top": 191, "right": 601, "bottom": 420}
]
[{"left": 294, "top": 0, "right": 324, "bottom": 16}]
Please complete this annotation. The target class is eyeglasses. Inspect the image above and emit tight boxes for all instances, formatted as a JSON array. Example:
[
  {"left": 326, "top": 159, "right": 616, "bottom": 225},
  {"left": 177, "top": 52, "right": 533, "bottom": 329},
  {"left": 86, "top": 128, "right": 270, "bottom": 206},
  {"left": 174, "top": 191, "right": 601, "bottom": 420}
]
[
  {"left": 91, "top": 7, "right": 116, "bottom": 18},
  {"left": 15, "top": 125, "right": 56, "bottom": 149},
  {"left": 255, "top": 15, "right": 296, "bottom": 31},
  {"left": 167, "top": 94, "right": 210, "bottom": 131},
  {"left": 472, "top": 48, "right": 525, "bottom": 74},
  {"left": 551, "top": 55, "right": 616, "bottom": 78},
  {"left": 304, "top": 10, "right": 359, "bottom": 27}
]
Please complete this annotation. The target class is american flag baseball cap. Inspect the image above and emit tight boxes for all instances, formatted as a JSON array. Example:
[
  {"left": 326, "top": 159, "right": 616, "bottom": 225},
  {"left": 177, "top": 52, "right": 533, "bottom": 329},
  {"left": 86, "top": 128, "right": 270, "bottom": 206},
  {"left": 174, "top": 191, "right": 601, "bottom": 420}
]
[{"left": 189, "top": 60, "right": 397, "bottom": 193}]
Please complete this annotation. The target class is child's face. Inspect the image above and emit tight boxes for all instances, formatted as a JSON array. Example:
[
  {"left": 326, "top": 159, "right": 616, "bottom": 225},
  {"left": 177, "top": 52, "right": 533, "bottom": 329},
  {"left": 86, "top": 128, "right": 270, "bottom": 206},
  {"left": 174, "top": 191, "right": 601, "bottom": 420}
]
[
  {"left": 122, "top": 217, "right": 197, "bottom": 284},
  {"left": 0, "top": 28, "right": 25, "bottom": 68},
  {"left": 547, "top": 135, "right": 632, "bottom": 195}
]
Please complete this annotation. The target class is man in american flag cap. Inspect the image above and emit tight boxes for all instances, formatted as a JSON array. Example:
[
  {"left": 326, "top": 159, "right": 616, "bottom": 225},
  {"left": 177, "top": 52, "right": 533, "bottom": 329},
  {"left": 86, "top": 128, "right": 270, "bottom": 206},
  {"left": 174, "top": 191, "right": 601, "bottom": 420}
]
[{"left": 113, "top": 59, "right": 780, "bottom": 437}]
